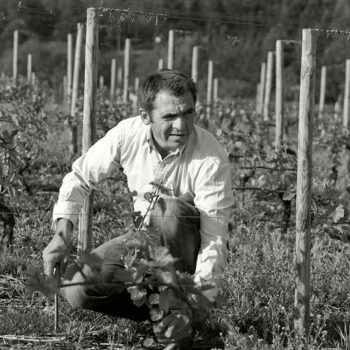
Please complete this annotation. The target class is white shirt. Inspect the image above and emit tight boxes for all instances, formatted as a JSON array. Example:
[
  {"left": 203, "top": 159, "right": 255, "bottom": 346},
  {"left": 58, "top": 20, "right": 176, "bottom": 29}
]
[{"left": 53, "top": 116, "right": 233, "bottom": 282}]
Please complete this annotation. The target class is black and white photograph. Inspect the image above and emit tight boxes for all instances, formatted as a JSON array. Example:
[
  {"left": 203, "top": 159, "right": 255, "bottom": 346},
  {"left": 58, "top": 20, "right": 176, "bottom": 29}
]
[{"left": 1, "top": 1, "right": 350, "bottom": 349}]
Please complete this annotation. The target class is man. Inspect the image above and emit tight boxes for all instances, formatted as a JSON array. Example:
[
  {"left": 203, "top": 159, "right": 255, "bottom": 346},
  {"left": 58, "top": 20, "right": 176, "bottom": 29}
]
[{"left": 43, "top": 69, "right": 233, "bottom": 339}]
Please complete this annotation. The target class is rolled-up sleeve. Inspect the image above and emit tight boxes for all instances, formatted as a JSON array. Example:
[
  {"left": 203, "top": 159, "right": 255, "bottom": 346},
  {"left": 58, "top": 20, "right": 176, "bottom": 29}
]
[
  {"left": 193, "top": 157, "right": 233, "bottom": 283},
  {"left": 52, "top": 126, "right": 123, "bottom": 229}
]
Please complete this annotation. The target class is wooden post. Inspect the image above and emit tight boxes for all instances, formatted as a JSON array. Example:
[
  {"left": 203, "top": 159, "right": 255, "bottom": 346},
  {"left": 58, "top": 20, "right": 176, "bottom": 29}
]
[
  {"left": 294, "top": 28, "right": 317, "bottom": 337},
  {"left": 213, "top": 78, "right": 218, "bottom": 108},
  {"left": 318, "top": 65, "right": 326, "bottom": 122},
  {"left": 123, "top": 38, "right": 131, "bottom": 103},
  {"left": 78, "top": 8, "right": 99, "bottom": 252},
  {"left": 63, "top": 75, "right": 67, "bottom": 106},
  {"left": 117, "top": 66, "right": 122, "bottom": 91},
  {"left": 256, "top": 83, "right": 261, "bottom": 114},
  {"left": 158, "top": 58, "right": 164, "bottom": 70},
  {"left": 67, "top": 33, "right": 73, "bottom": 107},
  {"left": 257, "top": 62, "right": 266, "bottom": 115},
  {"left": 191, "top": 46, "right": 199, "bottom": 83},
  {"left": 334, "top": 100, "right": 340, "bottom": 120},
  {"left": 13, "top": 30, "right": 18, "bottom": 81},
  {"left": 275, "top": 40, "right": 284, "bottom": 150},
  {"left": 263, "top": 51, "right": 274, "bottom": 121},
  {"left": 134, "top": 77, "right": 139, "bottom": 93},
  {"left": 70, "top": 22, "right": 83, "bottom": 156},
  {"left": 31, "top": 72, "right": 36, "bottom": 85},
  {"left": 256, "top": 62, "right": 266, "bottom": 148},
  {"left": 343, "top": 59, "right": 350, "bottom": 130},
  {"left": 167, "top": 29, "right": 174, "bottom": 69},
  {"left": 206, "top": 60, "right": 213, "bottom": 119},
  {"left": 110, "top": 58, "right": 116, "bottom": 101},
  {"left": 99, "top": 75, "right": 104, "bottom": 89},
  {"left": 334, "top": 95, "right": 342, "bottom": 120},
  {"left": 27, "top": 54, "right": 32, "bottom": 82},
  {"left": 133, "top": 76, "right": 139, "bottom": 113}
]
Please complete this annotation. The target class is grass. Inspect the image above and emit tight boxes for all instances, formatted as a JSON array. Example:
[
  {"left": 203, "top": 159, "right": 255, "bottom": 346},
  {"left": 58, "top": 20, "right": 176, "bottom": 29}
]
[
  {"left": 2, "top": 105, "right": 350, "bottom": 349},
  {"left": 3, "top": 185, "right": 350, "bottom": 349}
]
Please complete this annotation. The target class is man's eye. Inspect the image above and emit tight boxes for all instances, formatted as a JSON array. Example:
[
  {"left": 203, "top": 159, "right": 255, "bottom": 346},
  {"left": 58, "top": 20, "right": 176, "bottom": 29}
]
[{"left": 184, "top": 110, "right": 195, "bottom": 117}]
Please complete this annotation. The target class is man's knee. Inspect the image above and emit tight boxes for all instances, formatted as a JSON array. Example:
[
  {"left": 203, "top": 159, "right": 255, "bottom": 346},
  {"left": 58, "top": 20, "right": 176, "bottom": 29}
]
[
  {"left": 150, "top": 198, "right": 201, "bottom": 273},
  {"left": 151, "top": 198, "right": 200, "bottom": 236},
  {"left": 63, "top": 265, "right": 89, "bottom": 309}
]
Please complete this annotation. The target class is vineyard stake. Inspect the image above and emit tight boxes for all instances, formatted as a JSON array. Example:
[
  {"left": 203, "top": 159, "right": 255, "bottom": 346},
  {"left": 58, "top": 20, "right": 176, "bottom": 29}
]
[
  {"left": 123, "top": 38, "right": 130, "bottom": 103},
  {"left": 27, "top": 54, "right": 32, "bottom": 83},
  {"left": 67, "top": 33, "right": 73, "bottom": 108},
  {"left": 263, "top": 51, "right": 274, "bottom": 122},
  {"left": 99, "top": 75, "right": 104, "bottom": 89},
  {"left": 70, "top": 23, "right": 83, "bottom": 156},
  {"left": 78, "top": 7, "right": 99, "bottom": 252},
  {"left": 110, "top": 58, "right": 116, "bottom": 101},
  {"left": 12, "top": 30, "right": 18, "bottom": 81},
  {"left": 31, "top": 72, "right": 36, "bottom": 85},
  {"left": 213, "top": 78, "right": 218, "bottom": 109},
  {"left": 257, "top": 62, "right": 266, "bottom": 116},
  {"left": 158, "top": 58, "right": 164, "bottom": 70},
  {"left": 133, "top": 76, "right": 139, "bottom": 113},
  {"left": 294, "top": 28, "right": 317, "bottom": 337},
  {"left": 343, "top": 59, "right": 350, "bottom": 130},
  {"left": 167, "top": 29, "right": 174, "bottom": 69},
  {"left": 206, "top": 60, "right": 213, "bottom": 120},
  {"left": 191, "top": 46, "right": 199, "bottom": 83},
  {"left": 334, "top": 96, "right": 341, "bottom": 120},
  {"left": 63, "top": 75, "right": 67, "bottom": 106},
  {"left": 275, "top": 40, "right": 284, "bottom": 150},
  {"left": 318, "top": 65, "right": 327, "bottom": 134},
  {"left": 256, "top": 62, "right": 266, "bottom": 149},
  {"left": 117, "top": 66, "right": 122, "bottom": 91},
  {"left": 255, "top": 83, "right": 261, "bottom": 114},
  {"left": 54, "top": 264, "right": 60, "bottom": 332}
]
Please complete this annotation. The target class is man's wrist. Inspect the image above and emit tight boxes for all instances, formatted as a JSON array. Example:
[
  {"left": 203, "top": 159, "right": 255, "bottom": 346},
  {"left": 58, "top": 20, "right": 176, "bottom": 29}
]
[{"left": 55, "top": 218, "right": 73, "bottom": 241}]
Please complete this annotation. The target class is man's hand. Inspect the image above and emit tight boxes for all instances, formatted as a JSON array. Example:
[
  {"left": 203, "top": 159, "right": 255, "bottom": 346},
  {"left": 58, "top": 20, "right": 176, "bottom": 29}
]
[{"left": 43, "top": 218, "right": 73, "bottom": 276}]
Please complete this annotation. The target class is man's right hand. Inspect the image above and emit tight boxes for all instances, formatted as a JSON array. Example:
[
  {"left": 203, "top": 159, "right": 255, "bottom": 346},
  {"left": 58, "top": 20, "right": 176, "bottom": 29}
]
[{"left": 43, "top": 218, "right": 73, "bottom": 277}]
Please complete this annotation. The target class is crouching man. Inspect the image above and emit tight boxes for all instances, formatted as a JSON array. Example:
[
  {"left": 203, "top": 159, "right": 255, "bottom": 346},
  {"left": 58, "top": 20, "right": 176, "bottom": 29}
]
[{"left": 43, "top": 69, "right": 233, "bottom": 347}]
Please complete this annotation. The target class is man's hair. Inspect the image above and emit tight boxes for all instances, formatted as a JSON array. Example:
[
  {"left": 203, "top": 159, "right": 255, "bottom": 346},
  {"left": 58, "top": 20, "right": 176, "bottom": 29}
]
[{"left": 139, "top": 69, "right": 197, "bottom": 113}]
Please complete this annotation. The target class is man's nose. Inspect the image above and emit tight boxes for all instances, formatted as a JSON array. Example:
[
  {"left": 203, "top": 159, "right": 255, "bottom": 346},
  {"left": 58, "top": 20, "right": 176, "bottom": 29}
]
[{"left": 172, "top": 115, "right": 186, "bottom": 130}]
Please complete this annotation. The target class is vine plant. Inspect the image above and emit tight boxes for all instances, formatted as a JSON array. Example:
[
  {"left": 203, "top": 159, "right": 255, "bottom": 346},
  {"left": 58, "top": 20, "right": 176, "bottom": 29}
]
[
  {"left": 0, "top": 76, "right": 49, "bottom": 248},
  {"left": 25, "top": 181, "right": 220, "bottom": 347}
]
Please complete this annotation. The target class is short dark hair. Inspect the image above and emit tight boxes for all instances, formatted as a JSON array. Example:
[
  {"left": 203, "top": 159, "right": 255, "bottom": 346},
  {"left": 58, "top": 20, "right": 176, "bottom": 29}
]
[{"left": 139, "top": 69, "right": 197, "bottom": 113}]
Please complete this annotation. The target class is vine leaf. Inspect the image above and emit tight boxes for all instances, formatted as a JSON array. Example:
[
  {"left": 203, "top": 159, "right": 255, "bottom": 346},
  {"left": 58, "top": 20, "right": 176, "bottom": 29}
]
[
  {"left": 153, "top": 311, "right": 192, "bottom": 344},
  {"left": 148, "top": 293, "right": 160, "bottom": 305},
  {"left": 127, "top": 285, "right": 147, "bottom": 307},
  {"left": 150, "top": 306, "right": 164, "bottom": 322},
  {"left": 112, "top": 265, "right": 137, "bottom": 283},
  {"left": 159, "top": 288, "right": 187, "bottom": 313},
  {"left": 78, "top": 251, "right": 103, "bottom": 274},
  {"left": 282, "top": 190, "right": 296, "bottom": 201},
  {"left": 25, "top": 265, "right": 59, "bottom": 298},
  {"left": 331, "top": 204, "right": 346, "bottom": 223},
  {"left": 153, "top": 270, "right": 178, "bottom": 287},
  {"left": 148, "top": 246, "right": 178, "bottom": 268},
  {"left": 199, "top": 282, "right": 220, "bottom": 303}
]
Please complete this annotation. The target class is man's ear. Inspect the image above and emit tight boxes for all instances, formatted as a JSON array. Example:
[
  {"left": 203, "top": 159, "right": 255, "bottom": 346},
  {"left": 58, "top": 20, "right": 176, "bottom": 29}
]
[{"left": 140, "top": 108, "right": 151, "bottom": 125}]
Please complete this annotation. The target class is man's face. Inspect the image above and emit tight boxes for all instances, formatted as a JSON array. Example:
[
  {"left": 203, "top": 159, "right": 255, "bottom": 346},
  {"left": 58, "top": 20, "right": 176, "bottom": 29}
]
[{"left": 141, "top": 90, "right": 195, "bottom": 157}]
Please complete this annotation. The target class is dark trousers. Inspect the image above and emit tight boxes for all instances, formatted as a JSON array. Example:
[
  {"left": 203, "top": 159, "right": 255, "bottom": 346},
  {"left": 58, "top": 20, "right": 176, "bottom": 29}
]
[{"left": 63, "top": 197, "right": 201, "bottom": 321}]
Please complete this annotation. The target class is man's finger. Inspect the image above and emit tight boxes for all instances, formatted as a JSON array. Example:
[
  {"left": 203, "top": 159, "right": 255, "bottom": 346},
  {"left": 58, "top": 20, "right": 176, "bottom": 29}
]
[
  {"left": 60, "top": 257, "right": 69, "bottom": 275},
  {"left": 44, "top": 260, "right": 54, "bottom": 277}
]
